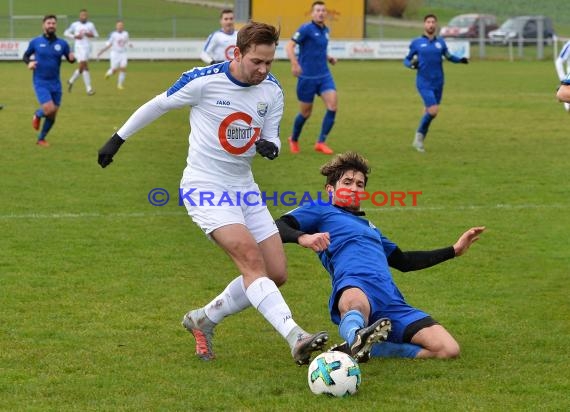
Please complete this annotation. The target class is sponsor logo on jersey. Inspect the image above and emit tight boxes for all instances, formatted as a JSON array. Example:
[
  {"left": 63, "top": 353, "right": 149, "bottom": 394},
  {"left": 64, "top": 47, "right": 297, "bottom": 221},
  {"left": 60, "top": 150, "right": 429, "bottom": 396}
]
[
  {"left": 257, "top": 102, "right": 268, "bottom": 117},
  {"left": 218, "top": 112, "right": 260, "bottom": 155}
]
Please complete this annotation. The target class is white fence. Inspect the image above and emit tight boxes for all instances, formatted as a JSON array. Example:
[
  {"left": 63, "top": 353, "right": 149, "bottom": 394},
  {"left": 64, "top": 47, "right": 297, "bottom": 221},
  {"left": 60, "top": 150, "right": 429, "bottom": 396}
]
[{"left": 0, "top": 39, "right": 470, "bottom": 61}]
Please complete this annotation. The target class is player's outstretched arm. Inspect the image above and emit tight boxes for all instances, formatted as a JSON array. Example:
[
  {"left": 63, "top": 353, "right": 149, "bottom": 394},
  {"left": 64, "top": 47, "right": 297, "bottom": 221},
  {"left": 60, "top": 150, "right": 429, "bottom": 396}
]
[{"left": 453, "top": 226, "right": 485, "bottom": 256}]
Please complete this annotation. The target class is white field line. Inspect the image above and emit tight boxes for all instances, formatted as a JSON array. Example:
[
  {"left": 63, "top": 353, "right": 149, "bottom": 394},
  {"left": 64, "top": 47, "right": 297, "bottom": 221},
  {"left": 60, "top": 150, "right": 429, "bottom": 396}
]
[{"left": 0, "top": 203, "right": 567, "bottom": 220}]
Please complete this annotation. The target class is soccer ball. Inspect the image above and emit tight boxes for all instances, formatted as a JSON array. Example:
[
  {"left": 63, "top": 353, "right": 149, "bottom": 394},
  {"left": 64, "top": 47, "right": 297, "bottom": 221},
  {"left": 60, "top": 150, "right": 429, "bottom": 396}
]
[{"left": 307, "top": 351, "right": 361, "bottom": 397}]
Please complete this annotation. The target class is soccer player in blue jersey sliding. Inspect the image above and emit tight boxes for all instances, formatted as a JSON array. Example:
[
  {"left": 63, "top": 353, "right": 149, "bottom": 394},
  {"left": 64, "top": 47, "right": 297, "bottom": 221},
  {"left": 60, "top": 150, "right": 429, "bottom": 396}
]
[
  {"left": 276, "top": 152, "right": 485, "bottom": 361},
  {"left": 404, "top": 14, "right": 469, "bottom": 153},
  {"left": 23, "top": 15, "right": 75, "bottom": 147},
  {"left": 285, "top": 1, "right": 338, "bottom": 155}
]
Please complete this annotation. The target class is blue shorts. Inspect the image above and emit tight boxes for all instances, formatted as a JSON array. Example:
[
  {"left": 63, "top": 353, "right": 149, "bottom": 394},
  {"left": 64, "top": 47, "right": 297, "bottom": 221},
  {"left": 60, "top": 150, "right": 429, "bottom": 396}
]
[
  {"left": 330, "top": 273, "right": 430, "bottom": 344},
  {"left": 417, "top": 86, "right": 443, "bottom": 108},
  {"left": 34, "top": 80, "right": 62, "bottom": 106},
  {"left": 296, "top": 74, "right": 336, "bottom": 103}
]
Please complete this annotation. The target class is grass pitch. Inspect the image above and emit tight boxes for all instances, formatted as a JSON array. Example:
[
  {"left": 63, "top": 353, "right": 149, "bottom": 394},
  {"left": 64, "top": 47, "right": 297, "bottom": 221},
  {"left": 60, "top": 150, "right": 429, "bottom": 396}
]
[{"left": 1, "top": 57, "right": 569, "bottom": 411}]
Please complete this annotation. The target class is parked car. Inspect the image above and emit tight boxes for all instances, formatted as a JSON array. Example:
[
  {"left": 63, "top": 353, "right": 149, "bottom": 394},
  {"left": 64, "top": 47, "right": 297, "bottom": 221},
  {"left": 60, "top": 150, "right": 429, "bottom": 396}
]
[
  {"left": 488, "top": 16, "right": 555, "bottom": 45},
  {"left": 440, "top": 14, "right": 498, "bottom": 39}
]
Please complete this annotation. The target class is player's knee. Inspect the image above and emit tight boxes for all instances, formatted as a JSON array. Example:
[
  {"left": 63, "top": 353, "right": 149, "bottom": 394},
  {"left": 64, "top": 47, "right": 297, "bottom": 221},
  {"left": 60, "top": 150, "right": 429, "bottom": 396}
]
[
  {"left": 427, "top": 106, "right": 439, "bottom": 117},
  {"left": 269, "top": 270, "right": 288, "bottom": 287},
  {"left": 439, "top": 341, "right": 460, "bottom": 359},
  {"left": 44, "top": 107, "right": 57, "bottom": 117},
  {"left": 300, "top": 109, "right": 312, "bottom": 118}
]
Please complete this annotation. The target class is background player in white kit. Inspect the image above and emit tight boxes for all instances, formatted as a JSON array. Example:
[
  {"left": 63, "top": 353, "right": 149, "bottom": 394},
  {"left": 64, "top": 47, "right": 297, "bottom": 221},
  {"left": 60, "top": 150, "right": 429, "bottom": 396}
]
[
  {"left": 97, "top": 21, "right": 328, "bottom": 366},
  {"left": 64, "top": 9, "right": 98, "bottom": 95},
  {"left": 97, "top": 20, "right": 131, "bottom": 90},
  {"left": 555, "top": 39, "right": 570, "bottom": 112},
  {"left": 200, "top": 8, "right": 238, "bottom": 65}
]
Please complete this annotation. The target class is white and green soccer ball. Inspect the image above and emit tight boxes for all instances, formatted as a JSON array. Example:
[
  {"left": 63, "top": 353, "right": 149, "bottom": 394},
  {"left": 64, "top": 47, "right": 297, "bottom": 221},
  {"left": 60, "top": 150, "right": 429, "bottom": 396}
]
[{"left": 307, "top": 351, "right": 361, "bottom": 397}]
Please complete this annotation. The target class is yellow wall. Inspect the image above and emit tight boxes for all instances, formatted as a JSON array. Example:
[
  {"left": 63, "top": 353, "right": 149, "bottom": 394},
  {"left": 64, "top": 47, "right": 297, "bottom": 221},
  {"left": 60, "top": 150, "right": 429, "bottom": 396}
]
[{"left": 251, "top": 0, "right": 365, "bottom": 39}]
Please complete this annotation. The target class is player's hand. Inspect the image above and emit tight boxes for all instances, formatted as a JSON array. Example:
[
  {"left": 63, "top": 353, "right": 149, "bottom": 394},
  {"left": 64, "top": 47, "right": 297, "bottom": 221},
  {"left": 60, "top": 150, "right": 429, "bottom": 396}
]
[
  {"left": 410, "top": 59, "right": 418, "bottom": 69},
  {"left": 299, "top": 232, "right": 330, "bottom": 252},
  {"left": 453, "top": 226, "right": 485, "bottom": 256},
  {"left": 98, "top": 133, "right": 125, "bottom": 168},
  {"left": 255, "top": 139, "right": 278, "bottom": 160},
  {"left": 459, "top": 57, "right": 469, "bottom": 64},
  {"left": 27, "top": 61, "right": 37, "bottom": 70}
]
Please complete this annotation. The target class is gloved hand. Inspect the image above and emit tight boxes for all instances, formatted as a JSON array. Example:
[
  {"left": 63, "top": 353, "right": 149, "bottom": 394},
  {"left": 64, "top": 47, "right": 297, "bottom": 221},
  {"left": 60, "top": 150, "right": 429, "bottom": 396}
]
[
  {"left": 98, "top": 133, "right": 125, "bottom": 168},
  {"left": 255, "top": 139, "right": 279, "bottom": 160},
  {"left": 410, "top": 58, "right": 418, "bottom": 69},
  {"left": 459, "top": 57, "right": 469, "bottom": 64}
]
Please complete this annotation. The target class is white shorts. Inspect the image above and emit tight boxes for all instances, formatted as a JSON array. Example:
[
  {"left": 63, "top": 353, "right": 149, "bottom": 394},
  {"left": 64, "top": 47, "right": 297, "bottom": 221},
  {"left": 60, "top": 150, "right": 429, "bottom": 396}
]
[
  {"left": 180, "top": 180, "right": 278, "bottom": 243},
  {"left": 74, "top": 44, "right": 92, "bottom": 62},
  {"left": 110, "top": 51, "right": 128, "bottom": 70}
]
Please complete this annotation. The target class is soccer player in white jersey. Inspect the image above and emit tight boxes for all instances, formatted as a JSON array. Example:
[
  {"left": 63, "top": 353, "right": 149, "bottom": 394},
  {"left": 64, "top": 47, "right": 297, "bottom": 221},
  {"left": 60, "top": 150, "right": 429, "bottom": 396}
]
[
  {"left": 200, "top": 9, "right": 238, "bottom": 65},
  {"left": 555, "top": 40, "right": 570, "bottom": 112},
  {"left": 97, "top": 21, "right": 329, "bottom": 366},
  {"left": 64, "top": 9, "right": 98, "bottom": 95},
  {"left": 97, "top": 20, "right": 130, "bottom": 90}
]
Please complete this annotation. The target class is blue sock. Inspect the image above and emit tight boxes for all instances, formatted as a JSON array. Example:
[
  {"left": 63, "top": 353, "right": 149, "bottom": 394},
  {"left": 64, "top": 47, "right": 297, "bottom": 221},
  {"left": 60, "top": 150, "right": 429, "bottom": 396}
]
[
  {"left": 370, "top": 342, "right": 422, "bottom": 358},
  {"left": 339, "top": 310, "right": 365, "bottom": 347},
  {"left": 39, "top": 117, "right": 55, "bottom": 139},
  {"left": 417, "top": 112, "right": 435, "bottom": 135},
  {"left": 318, "top": 110, "right": 336, "bottom": 143},
  {"left": 35, "top": 108, "right": 45, "bottom": 118},
  {"left": 291, "top": 113, "right": 307, "bottom": 141}
]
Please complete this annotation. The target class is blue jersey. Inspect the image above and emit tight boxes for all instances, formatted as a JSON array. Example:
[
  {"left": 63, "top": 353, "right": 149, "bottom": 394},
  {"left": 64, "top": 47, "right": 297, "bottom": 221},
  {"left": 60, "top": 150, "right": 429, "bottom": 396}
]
[
  {"left": 288, "top": 203, "right": 397, "bottom": 286},
  {"left": 24, "top": 34, "right": 71, "bottom": 83},
  {"left": 403, "top": 35, "right": 461, "bottom": 89},
  {"left": 286, "top": 203, "right": 431, "bottom": 342},
  {"left": 291, "top": 21, "right": 330, "bottom": 79}
]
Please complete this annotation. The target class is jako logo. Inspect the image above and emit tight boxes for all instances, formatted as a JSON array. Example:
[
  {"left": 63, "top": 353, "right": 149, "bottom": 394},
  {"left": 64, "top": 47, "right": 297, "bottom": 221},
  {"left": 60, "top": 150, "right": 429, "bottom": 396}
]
[{"left": 216, "top": 100, "right": 231, "bottom": 106}]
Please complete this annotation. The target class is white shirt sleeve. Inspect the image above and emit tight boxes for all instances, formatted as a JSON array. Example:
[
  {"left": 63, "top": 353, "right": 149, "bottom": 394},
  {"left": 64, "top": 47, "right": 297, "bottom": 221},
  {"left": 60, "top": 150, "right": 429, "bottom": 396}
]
[
  {"left": 556, "top": 41, "right": 570, "bottom": 80},
  {"left": 200, "top": 50, "right": 213, "bottom": 64},
  {"left": 90, "top": 23, "right": 99, "bottom": 38},
  {"left": 117, "top": 78, "right": 201, "bottom": 139},
  {"left": 63, "top": 23, "right": 75, "bottom": 39},
  {"left": 259, "top": 85, "right": 284, "bottom": 152}
]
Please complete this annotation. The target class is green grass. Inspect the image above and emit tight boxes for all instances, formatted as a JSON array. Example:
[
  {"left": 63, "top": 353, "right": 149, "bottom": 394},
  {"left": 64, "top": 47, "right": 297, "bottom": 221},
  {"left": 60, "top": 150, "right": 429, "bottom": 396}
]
[
  {"left": 1, "top": 56, "right": 569, "bottom": 411},
  {"left": 0, "top": 0, "right": 224, "bottom": 38}
]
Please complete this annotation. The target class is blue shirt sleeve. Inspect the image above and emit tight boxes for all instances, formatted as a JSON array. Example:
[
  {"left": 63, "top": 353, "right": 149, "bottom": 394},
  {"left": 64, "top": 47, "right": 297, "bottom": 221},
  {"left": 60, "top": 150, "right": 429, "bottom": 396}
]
[
  {"left": 378, "top": 231, "right": 398, "bottom": 256},
  {"left": 441, "top": 38, "right": 462, "bottom": 63},
  {"left": 287, "top": 205, "right": 322, "bottom": 234},
  {"left": 403, "top": 39, "right": 417, "bottom": 68}
]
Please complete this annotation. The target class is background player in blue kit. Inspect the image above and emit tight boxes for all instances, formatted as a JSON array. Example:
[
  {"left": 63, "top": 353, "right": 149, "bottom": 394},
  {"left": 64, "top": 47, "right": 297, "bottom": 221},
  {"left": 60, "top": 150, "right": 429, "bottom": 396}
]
[
  {"left": 276, "top": 152, "right": 485, "bottom": 360},
  {"left": 285, "top": 1, "right": 338, "bottom": 155},
  {"left": 23, "top": 15, "right": 75, "bottom": 147},
  {"left": 404, "top": 14, "right": 468, "bottom": 153}
]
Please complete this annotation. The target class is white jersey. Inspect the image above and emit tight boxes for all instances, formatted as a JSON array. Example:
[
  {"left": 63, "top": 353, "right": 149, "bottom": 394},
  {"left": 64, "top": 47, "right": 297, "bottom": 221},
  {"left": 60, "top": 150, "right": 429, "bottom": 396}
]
[
  {"left": 555, "top": 41, "right": 570, "bottom": 81},
  {"left": 106, "top": 30, "right": 129, "bottom": 53},
  {"left": 117, "top": 62, "right": 284, "bottom": 186},
  {"left": 64, "top": 20, "right": 99, "bottom": 50},
  {"left": 200, "top": 30, "right": 237, "bottom": 64}
]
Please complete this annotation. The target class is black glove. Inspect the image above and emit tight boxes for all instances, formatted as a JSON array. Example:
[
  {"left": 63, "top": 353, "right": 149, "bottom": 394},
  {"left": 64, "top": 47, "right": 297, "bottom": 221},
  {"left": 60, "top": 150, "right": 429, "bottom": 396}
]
[
  {"left": 255, "top": 139, "right": 279, "bottom": 160},
  {"left": 410, "top": 59, "right": 418, "bottom": 70},
  {"left": 459, "top": 57, "right": 469, "bottom": 64},
  {"left": 98, "top": 133, "right": 125, "bottom": 168}
]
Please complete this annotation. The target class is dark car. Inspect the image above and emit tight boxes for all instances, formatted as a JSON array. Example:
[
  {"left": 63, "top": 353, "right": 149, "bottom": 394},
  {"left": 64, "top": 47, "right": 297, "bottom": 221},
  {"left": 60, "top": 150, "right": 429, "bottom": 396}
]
[
  {"left": 488, "top": 16, "right": 555, "bottom": 45},
  {"left": 440, "top": 14, "right": 498, "bottom": 39}
]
